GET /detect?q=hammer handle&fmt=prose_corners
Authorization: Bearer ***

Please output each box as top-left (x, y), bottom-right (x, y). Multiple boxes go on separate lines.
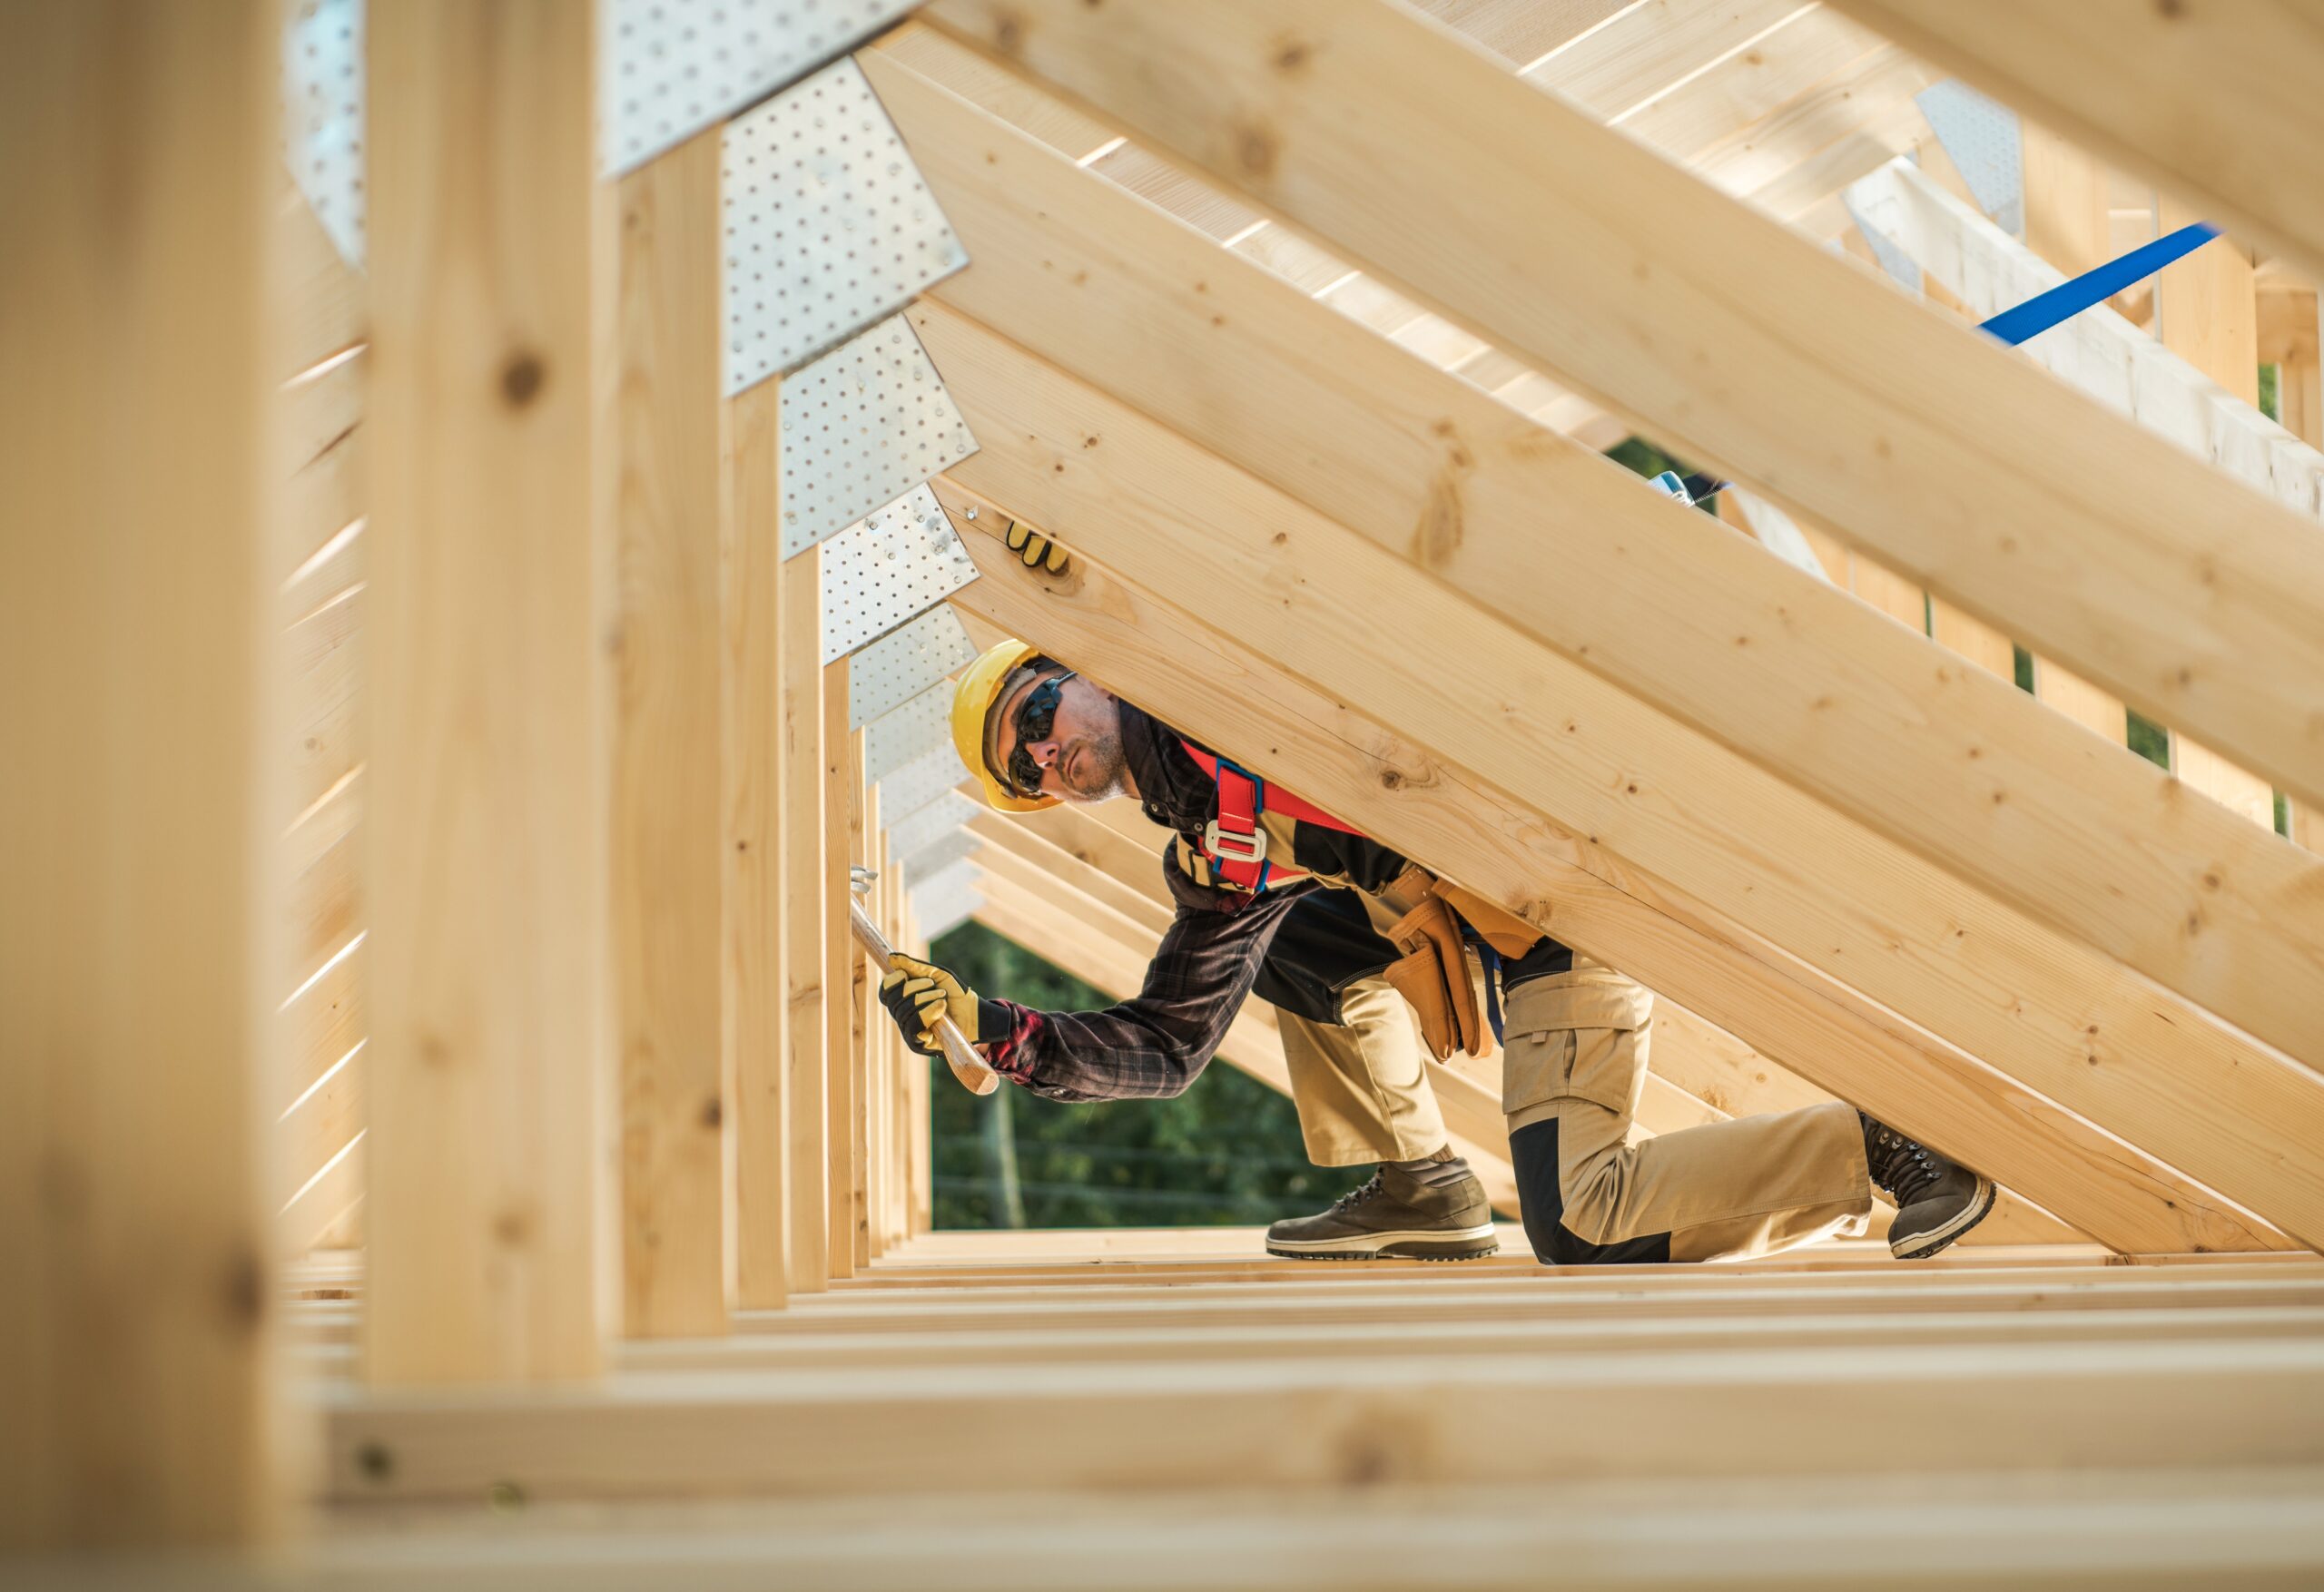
top-left (849, 901), bottom-right (1000, 1096)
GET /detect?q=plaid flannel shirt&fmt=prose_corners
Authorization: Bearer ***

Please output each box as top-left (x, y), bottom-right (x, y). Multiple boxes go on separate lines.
top-left (977, 705), bottom-right (1406, 1101)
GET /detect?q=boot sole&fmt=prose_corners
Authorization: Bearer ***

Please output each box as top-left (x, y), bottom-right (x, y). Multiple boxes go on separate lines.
top-left (1266, 1225), bottom-right (1500, 1262)
top-left (1890, 1175), bottom-right (1997, 1260)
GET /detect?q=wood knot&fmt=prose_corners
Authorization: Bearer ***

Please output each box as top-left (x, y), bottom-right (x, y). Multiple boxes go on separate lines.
top-left (499, 350), bottom-right (546, 408)
top-left (221, 1246), bottom-right (265, 1329)
top-left (701, 1096), bottom-right (724, 1129)
top-left (1236, 122), bottom-right (1279, 179)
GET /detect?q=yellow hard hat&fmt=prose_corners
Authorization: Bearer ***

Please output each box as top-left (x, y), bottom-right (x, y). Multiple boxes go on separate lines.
top-left (953, 639), bottom-right (1059, 813)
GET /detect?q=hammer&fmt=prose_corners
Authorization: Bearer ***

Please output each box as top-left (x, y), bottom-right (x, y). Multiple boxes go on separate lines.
top-left (849, 867), bottom-right (1000, 1096)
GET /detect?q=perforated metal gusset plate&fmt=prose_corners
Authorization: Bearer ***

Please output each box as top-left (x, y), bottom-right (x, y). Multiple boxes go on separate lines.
top-left (284, 0), bottom-right (365, 269)
top-left (912, 872), bottom-right (982, 942)
top-left (601, 0), bottom-right (923, 176)
top-left (781, 318), bottom-right (978, 552)
top-left (849, 605), bottom-right (977, 730)
top-left (1915, 81), bottom-right (2024, 236)
top-left (899, 825), bottom-right (980, 882)
top-left (864, 681), bottom-right (951, 783)
top-left (877, 737), bottom-right (972, 829)
top-left (720, 63), bottom-right (970, 391)
top-left (819, 485), bottom-right (980, 664)
top-left (884, 791), bottom-right (977, 861)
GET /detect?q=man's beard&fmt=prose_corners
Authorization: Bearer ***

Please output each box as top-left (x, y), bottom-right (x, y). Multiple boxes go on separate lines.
top-left (1060, 727), bottom-right (1130, 801)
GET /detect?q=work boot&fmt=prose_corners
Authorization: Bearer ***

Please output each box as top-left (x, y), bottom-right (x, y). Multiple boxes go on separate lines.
top-left (1265, 1163), bottom-right (1498, 1261)
top-left (1863, 1114), bottom-right (1995, 1260)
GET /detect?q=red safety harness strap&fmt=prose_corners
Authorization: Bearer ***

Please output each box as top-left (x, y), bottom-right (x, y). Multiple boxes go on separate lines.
top-left (1179, 741), bottom-right (1364, 892)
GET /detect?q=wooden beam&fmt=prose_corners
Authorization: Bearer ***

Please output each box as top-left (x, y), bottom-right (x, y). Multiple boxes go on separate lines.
top-left (859, 72), bottom-right (2317, 1241)
top-left (722, 378), bottom-right (787, 1311)
top-left (0, 0), bottom-right (279, 1544)
top-left (1524, 0), bottom-right (1811, 123)
top-left (929, 470), bottom-right (2282, 1256)
top-left (606, 131), bottom-right (730, 1340)
top-left (322, 1332), bottom-right (2324, 1501)
top-left (853, 773), bottom-right (881, 1270)
top-left (865, 55), bottom-right (2324, 1103)
top-left (822, 665), bottom-right (859, 1281)
top-left (272, 196), bottom-right (370, 1223)
top-left (869, 826), bottom-right (898, 1259)
top-left (2264, 278), bottom-right (2322, 449)
top-left (917, 0), bottom-right (2324, 814)
top-left (1825, 0), bottom-right (2324, 288)
top-left (780, 547), bottom-right (829, 1294)
top-left (1407, 0), bottom-right (1631, 68)
top-left (1611, 7), bottom-right (1887, 165)
top-left (365, 0), bottom-right (603, 1383)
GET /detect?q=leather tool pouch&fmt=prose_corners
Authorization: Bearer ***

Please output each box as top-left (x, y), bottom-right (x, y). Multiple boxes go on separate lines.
top-left (1427, 878), bottom-right (1544, 960)
top-left (1384, 895), bottom-right (1482, 1061)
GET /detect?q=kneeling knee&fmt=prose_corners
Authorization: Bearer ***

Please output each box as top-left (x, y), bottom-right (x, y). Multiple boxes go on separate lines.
top-left (1530, 1218), bottom-right (1604, 1266)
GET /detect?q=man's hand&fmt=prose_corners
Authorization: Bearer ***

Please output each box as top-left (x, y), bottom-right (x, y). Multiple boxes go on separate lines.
top-left (880, 954), bottom-right (984, 1056)
top-left (1006, 518), bottom-right (1069, 575)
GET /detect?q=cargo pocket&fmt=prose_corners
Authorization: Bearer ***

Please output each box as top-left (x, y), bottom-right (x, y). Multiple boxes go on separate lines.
top-left (1499, 974), bottom-right (1652, 1117)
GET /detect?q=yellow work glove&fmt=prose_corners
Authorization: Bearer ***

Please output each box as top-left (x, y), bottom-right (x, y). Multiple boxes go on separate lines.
top-left (1005, 518), bottom-right (1069, 575)
top-left (878, 954), bottom-right (985, 1057)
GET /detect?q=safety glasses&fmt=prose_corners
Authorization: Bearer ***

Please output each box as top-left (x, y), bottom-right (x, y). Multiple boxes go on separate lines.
top-left (1004, 671), bottom-right (1075, 797)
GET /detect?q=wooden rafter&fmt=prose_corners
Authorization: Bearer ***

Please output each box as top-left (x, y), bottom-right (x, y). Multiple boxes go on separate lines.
top-left (918, 0), bottom-right (2324, 816)
top-left (864, 52), bottom-right (2324, 1086)
top-left (1827, 0), bottom-right (2324, 288)
top-left (929, 463), bottom-right (2280, 1256)
top-left (863, 61), bottom-right (2322, 1250)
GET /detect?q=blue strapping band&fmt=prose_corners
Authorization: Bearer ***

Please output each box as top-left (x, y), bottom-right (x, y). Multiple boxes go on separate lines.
top-left (1687, 221), bottom-right (2220, 505)
top-left (1977, 222), bottom-right (2219, 347)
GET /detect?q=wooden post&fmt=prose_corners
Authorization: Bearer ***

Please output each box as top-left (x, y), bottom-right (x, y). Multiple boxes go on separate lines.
top-left (2260, 274), bottom-right (2322, 850)
top-left (2263, 279), bottom-right (2322, 449)
top-left (886, 843), bottom-right (914, 1252)
top-left (868, 828), bottom-right (897, 1260)
top-left (904, 890), bottom-right (935, 1237)
top-left (780, 548), bottom-right (830, 1292)
top-left (722, 378), bottom-right (787, 1312)
top-left (822, 664), bottom-right (859, 1279)
top-left (2153, 197), bottom-right (2279, 830)
top-left (365, 0), bottom-right (604, 1383)
top-left (364, 0), bottom-right (608, 1375)
top-left (274, 192), bottom-right (369, 1259)
top-left (606, 129), bottom-right (730, 1340)
top-left (0, 0), bottom-right (280, 1546)
top-left (853, 767), bottom-right (880, 1270)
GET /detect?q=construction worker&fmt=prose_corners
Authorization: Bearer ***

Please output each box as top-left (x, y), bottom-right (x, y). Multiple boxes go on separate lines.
top-left (881, 526), bottom-right (1997, 1263)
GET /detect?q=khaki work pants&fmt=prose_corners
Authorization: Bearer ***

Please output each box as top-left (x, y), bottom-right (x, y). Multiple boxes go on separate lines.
top-left (1502, 958), bottom-right (1871, 1263)
top-left (1275, 977), bottom-right (1448, 1166)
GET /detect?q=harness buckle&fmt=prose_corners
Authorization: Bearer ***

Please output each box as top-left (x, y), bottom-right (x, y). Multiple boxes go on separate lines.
top-left (1201, 820), bottom-right (1266, 866)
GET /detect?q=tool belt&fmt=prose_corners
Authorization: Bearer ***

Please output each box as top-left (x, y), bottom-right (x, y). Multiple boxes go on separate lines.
top-left (1381, 868), bottom-right (1546, 1062)
top-left (1171, 739), bottom-right (1547, 1056)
